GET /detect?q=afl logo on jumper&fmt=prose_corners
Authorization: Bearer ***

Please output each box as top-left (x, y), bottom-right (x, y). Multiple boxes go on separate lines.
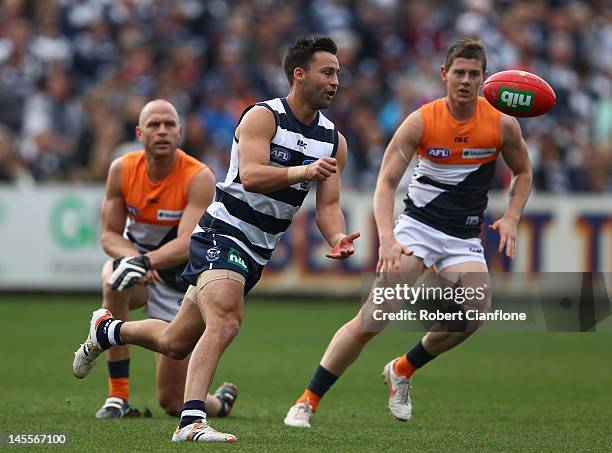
top-left (427, 147), bottom-right (450, 158)
top-left (271, 146), bottom-right (291, 163)
top-left (126, 204), bottom-right (140, 217)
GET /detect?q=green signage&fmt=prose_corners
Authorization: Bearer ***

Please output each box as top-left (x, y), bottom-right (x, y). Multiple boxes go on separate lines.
top-left (50, 196), bottom-right (96, 250)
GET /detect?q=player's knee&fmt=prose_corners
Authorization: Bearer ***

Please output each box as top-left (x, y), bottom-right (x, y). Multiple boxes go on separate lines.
top-left (346, 319), bottom-right (378, 344)
top-left (209, 313), bottom-right (241, 343)
top-left (463, 287), bottom-right (491, 332)
top-left (158, 393), bottom-right (182, 416)
top-left (350, 312), bottom-right (385, 341)
top-left (463, 313), bottom-right (486, 333)
top-left (220, 316), bottom-right (241, 341)
top-left (161, 336), bottom-right (191, 360)
top-left (166, 345), bottom-right (190, 360)
top-left (101, 280), bottom-right (115, 302)
top-left (101, 278), bottom-right (128, 309)
top-left (357, 330), bottom-right (379, 344)
top-left (101, 260), bottom-right (114, 279)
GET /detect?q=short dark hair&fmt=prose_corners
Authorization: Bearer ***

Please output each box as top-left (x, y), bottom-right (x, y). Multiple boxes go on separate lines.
top-left (283, 36), bottom-right (338, 86)
top-left (444, 38), bottom-right (487, 73)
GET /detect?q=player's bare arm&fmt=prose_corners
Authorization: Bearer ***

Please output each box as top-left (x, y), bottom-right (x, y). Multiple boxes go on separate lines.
top-left (373, 111), bottom-right (422, 272)
top-left (314, 133), bottom-right (360, 259)
top-left (238, 106), bottom-right (337, 193)
top-left (144, 167), bottom-right (215, 269)
top-left (489, 114), bottom-right (533, 259)
top-left (101, 158), bottom-right (141, 259)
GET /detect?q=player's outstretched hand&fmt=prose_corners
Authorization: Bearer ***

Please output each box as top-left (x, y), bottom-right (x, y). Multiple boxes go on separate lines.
top-left (489, 216), bottom-right (518, 259)
top-left (305, 157), bottom-right (337, 181)
top-left (376, 239), bottom-right (413, 273)
top-left (326, 231), bottom-right (360, 259)
top-left (108, 255), bottom-right (151, 291)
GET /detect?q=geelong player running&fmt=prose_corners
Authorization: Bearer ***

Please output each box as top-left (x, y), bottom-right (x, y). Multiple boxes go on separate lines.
top-left (73, 37), bottom-right (359, 443)
top-left (73, 100), bottom-right (237, 419)
top-left (284, 38), bottom-right (533, 427)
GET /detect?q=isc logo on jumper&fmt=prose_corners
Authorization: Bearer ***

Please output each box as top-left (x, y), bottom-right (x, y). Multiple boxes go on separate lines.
top-left (465, 216), bottom-right (480, 226)
top-left (498, 87), bottom-right (534, 111)
top-left (427, 147), bottom-right (450, 158)
top-left (270, 146), bottom-right (291, 163)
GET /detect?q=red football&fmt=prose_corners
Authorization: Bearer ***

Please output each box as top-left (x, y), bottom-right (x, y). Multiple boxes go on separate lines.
top-left (483, 70), bottom-right (556, 117)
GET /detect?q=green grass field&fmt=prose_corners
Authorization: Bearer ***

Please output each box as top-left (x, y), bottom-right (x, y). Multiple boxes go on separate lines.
top-left (1, 295), bottom-right (611, 452)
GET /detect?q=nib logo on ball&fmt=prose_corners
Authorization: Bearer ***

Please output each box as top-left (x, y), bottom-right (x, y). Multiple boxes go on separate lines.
top-left (498, 87), bottom-right (534, 112)
top-left (483, 69), bottom-right (555, 117)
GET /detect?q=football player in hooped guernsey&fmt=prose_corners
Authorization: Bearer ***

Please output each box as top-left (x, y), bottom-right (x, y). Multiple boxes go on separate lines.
top-left (73, 37), bottom-right (359, 442)
top-left (72, 100), bottom-right (238, 420)
top-left (285, 38), bottom-right (533, 427)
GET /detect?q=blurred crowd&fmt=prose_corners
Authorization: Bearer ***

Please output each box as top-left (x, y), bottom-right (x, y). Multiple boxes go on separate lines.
top-left (0, 0), bottom-right (609, 193)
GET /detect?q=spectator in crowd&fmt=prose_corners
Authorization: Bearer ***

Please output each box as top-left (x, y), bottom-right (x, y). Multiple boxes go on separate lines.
top-left (0, 16), bottom-right (38, 132)
top-left (0, 124), bottom-right (34, 186)
top-left (20, 69), bottom-right (85, 181)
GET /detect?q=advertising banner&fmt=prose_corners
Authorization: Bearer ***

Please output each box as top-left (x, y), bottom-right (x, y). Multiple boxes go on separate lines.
top-left (0, 187), bottom-right (105, 289)
top-left (0, 187), bottom-right (610, 293)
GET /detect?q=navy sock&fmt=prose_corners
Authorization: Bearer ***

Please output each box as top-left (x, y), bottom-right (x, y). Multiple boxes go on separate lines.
top-left (96, 319), bottom-right (125, 350)
top-left (306, 365), bottom-right (339, 398)
top-left (108, 358), bottom-right (130, 378)
top-left (179, 400), bottom-right (206, 428)
top-left (115, 321), bottom-right (125, 345)
top-left (406, 340), bottom-right (435, 369)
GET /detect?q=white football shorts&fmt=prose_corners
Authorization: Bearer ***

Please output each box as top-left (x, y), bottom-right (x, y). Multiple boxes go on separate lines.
top-left (144, 280), bottom-right (185, 322)
top-left (393, 214), bottom-right (488, 272)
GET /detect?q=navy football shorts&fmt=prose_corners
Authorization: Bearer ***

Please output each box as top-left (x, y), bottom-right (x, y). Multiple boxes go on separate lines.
top-left (182, 230), bottom-right (264, 295)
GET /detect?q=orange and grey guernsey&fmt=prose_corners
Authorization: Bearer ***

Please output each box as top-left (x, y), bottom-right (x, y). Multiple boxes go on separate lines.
top-left (404, 97), bottom-right (502, 239)
top-left (121, 149), bottom-right (205, 290)
top-left (196, 97), bottom-right (338, 264)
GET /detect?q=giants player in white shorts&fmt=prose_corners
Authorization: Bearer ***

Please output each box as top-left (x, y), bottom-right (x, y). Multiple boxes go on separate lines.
top-left (285, 38), bottom-right (533, 427)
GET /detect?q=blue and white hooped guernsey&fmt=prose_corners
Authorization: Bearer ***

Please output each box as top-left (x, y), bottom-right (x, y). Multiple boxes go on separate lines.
top-left (195, 97), bottom-right (338, 264)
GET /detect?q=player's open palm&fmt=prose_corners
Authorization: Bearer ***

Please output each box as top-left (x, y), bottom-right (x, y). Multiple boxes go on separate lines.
top-left (489, 216), bottom-right (518, 259)
top-left (376, 239), bottom-right (413, 273)
top-left (326, 231), bottom-right (360, 259)
top-left (305, 157), bottom-right (337, 181)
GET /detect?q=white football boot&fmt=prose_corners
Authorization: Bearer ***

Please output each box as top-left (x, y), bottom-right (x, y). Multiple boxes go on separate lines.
top-left (172, 420), bottom-right (237, 443)
top-left (382, 358), bottom-right (412, 421)
top-left (284, 398), bottom-right (314, 428)
top-left (72, 309), bottom-right (113, 378)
